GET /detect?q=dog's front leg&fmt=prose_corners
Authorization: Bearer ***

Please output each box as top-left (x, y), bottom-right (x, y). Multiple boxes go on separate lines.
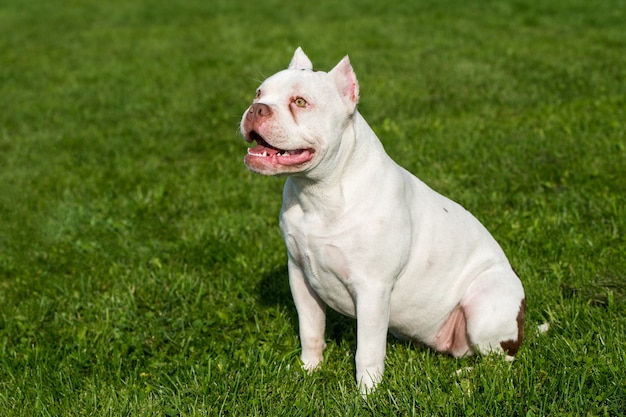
top-left (288, 258), bottom-right (326, 371)
top-left (355, 285), bottom-right (391, 395)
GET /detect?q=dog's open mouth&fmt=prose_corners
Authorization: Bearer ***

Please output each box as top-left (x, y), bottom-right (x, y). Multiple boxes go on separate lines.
top-left (245, 131), bottom-right (314, 168)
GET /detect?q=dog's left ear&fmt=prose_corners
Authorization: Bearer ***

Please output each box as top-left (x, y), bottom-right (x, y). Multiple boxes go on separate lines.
top-left (329, 56), bottom-right (360, 113)
top-left (289, 47), bottom-right (313, 70)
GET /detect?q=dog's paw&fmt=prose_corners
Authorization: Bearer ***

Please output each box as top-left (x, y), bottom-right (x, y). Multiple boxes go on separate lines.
top-left (454, 366), bottom-right (474, 376)
top-left (357, 368), bottom-right (383, 397)
top-left (300, 357), bottom-right (323, 374)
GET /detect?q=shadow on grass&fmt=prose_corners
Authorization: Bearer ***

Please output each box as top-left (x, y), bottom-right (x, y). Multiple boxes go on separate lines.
top-left (256, 265), bottom-right (358, 346)
top-left (256, 265), bottom-right (423, 350)
top-left (560, 272), bottom-right (626, 308)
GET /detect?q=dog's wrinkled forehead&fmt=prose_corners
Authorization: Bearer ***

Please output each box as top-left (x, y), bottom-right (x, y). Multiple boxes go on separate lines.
top-left (258, 69), bottom-right (337, 101)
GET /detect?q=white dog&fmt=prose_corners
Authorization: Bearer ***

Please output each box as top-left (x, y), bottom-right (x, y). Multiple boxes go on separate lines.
top-left (240, 48), bottom-right (526, 394)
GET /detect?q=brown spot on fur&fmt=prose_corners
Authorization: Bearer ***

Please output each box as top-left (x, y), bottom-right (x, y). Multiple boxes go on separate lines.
top-left (500, 298), bottom-right (526, 355)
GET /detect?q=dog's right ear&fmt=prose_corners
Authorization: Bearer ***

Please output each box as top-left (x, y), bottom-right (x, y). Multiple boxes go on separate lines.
top-left (288, 47), bottom-right (313, 70)
top-left (329, 55), bottom-right (360, 113)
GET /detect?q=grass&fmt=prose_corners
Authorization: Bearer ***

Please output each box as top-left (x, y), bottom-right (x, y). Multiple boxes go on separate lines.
top-left (1, 0), bottom-right (625, 415)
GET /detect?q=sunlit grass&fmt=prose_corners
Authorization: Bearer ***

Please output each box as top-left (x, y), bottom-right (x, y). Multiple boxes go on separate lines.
top-left (0, 0), bottom-right (624, 415)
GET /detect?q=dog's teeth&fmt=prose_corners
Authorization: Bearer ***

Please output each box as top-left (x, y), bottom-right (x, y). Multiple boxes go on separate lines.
top-left (283, 151), bottom-right (290, 156)
top-left (262, 151), bottom-right (268, 157)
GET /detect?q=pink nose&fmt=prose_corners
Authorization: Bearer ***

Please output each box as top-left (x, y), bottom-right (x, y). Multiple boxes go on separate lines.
top-left (246, 103), bottom-right (272, 124)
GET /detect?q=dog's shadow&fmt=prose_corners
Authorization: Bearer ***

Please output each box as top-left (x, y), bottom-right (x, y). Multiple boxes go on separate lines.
top-left (257, 265), bottom-right (417, 350)
top-left (256, 265), bottom-right (358, 346)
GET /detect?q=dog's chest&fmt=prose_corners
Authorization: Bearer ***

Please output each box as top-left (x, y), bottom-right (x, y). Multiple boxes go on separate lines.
top-left (282, 214), bottom-right (357, 317)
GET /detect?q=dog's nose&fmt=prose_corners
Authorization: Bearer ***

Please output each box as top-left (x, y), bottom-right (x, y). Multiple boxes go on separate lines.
top-left (247, 103), bottom-right (272, 123)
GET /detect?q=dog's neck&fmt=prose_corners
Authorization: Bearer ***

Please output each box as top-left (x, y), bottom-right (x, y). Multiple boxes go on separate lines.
top-left (283, 112), bottom-right (392, 218)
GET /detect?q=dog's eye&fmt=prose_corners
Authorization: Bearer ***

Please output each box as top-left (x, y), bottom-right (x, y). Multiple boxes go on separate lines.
top-left (294, 97), bottom-right (307, 107)
top-left (255, 89), bottom-right (261, 100)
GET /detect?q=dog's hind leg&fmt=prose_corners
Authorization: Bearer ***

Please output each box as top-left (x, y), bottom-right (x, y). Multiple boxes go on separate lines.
top-left (433, 303), bottom-right (472, 357)
top-left (461, 269), bottom-right (526, 359)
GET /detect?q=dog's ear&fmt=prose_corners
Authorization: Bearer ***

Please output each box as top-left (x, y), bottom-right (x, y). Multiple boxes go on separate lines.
top-left (289, 47), bottom-right (313, 70)
top-left (329, 55), bottom-right (360, 113)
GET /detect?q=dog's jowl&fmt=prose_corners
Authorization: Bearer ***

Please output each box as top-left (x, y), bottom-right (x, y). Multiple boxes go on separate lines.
top-left (240, 48), bottom-right (526, 394)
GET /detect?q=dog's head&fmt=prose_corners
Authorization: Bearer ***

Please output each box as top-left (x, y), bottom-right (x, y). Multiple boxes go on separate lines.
top-left (240, 47), bottom-right (360, 176)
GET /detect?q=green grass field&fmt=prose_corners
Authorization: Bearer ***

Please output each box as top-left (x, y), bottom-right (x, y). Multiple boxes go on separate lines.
top-left (1, 0), bottom-right (625, 415)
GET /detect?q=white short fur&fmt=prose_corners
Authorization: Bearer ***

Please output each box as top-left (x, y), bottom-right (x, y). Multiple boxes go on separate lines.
top-left (240, 48), bottom-right (526, 394)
